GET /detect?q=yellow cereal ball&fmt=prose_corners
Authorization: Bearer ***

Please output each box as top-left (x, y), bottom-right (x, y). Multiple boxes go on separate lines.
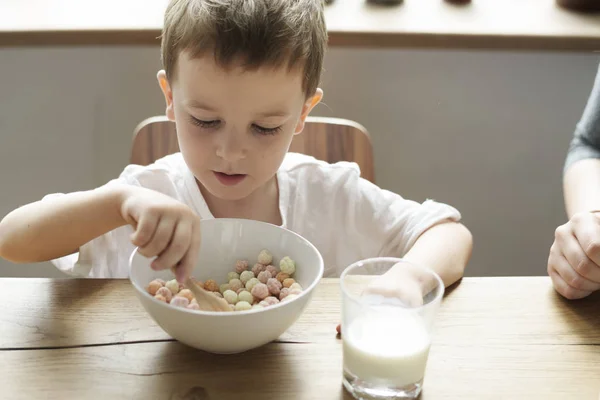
top-left (257, 249), bottom-right (273, 265)
top-left (204, 279), bottom-right (219, 292)
top-left (227, 272), bottom-right (240, 282)
top-left (220, 283), bottom-right (231, 294)
top-left (276, 272), bottom-right (290, 283)
top-left (238, 290), bottom-right (254, 304)
top-left (239, 271), bottom-right (255, 285)
top-left (283, 278), bottom-right (296, 288)
top-left (289, 282), bottom-right (303, 291)
top-left (223, 290), bottom-right (238, 305)
top-left (177, 289), bottom-right (195, 302)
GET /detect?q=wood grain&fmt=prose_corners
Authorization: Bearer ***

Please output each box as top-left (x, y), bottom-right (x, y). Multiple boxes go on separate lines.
top-left (0, 340), bottom-right (597, 399)
top-left (1, 0), bottom-right (600, 50)
top-left (131, 116), bottom-right (376, 183)
top-left (1, 277), bottom-right (599, 349)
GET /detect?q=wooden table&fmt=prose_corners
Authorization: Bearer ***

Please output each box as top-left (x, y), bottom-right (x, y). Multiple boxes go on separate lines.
top-left (0, 277), bottom-right (598, 399)
top-left (1, 0), bottom-right (600, 51)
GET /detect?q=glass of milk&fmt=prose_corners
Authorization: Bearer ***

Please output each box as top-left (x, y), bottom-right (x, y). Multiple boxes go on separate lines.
top-left (340, 257), bottom-right (444, 399)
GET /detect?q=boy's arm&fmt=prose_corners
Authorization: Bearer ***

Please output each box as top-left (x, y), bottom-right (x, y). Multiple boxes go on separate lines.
top-left (0, 184), bottom-right (129, 263)
top-left (563, 159), bottom-right (600, 217)
top-left (399, 221), bottom-right (473, 288)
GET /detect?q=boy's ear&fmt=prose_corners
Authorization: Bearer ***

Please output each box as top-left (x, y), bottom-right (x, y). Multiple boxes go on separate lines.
top-left (157, 70), bottom-right (175, 121)
top-left (294, 88), bottom-right (323, 135)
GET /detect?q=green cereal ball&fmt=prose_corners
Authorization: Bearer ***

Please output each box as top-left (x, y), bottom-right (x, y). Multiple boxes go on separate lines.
top-left (240, 270), bottom-right (255, 285)
top-left (238, 290), bottom-right (254, 304)
top-left (220, 283), bottom-right (231, 294)
top-left (245, 277), bottom-right (260, 292)
top-left (227, 271), bottom-right (240, 282)
top-left (235, 301), bottom-right (252, 311)
top-left (223, 290), bottom-right (238, 305)
top-left (279, 256), bottom-right (296, 275)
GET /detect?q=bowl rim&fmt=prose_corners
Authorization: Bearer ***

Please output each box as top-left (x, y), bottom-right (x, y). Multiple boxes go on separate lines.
top-left (128, 218), bottom-right (325, 316)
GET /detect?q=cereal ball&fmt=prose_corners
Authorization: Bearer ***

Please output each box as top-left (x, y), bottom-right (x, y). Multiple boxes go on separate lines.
top-left (265, 265), bottom-right (278, 278)
top-left (229, 304), bottom-right (236, 311)
top-left (213, 292), bottom-right (224, 298)
top-left (187, 303), bottom-right (200, 311)
top-left (280, 256), bottom-right (296, 275)
top-left (220, 283), bottom-right (231, 294)
top-left (177, 289), bottom-right (195, 302)
top-left (251, 283), bottom-right (269, 300)
top-left (156, 279), bottom-right (166, 286)
top-left (276, 272), bottom-right (290, 283)
top-left (223, 290), bottom-right (238, 305)
top-left (191, 298), bottom-right (198, 306)
top-left (239, 271), bottom-right (255, 285)
top-left (227, 272), bottom-right (240, 282)
top-left (235, 260), bottom-right (249, 274)
top-left (257, 270), bottom-right (271, 284)
top-left (289, 288), bottom-right (302, 296)
top-left (147, 280), bottom-right (163, 295)
top-left (257, 249), bottom-right (273, 265)
top-left (154, 294), bottom-right (167, 303)
top-left (235, 301), bottom-right (252, 311)
top-left (289, 282), bottom-right (303, 291)
top-left (281, 294), bottom-right (298, 302)
top-left (279, 287), bottom-right (290, 300)
top-left (245, 277), bottom-right (260, 292)
top-left (283, 278), bottom-right (296, 288)
top-left (204, 279), bottom-right (219, 292)
top-left (259, 296), bottom-right (280, 308)
top-left (252, 263), bottom-right (266, 276)
top-left (252, 304), bottom-right (264, 310)
top-left (236, 288), bottom-right (246, 295)
top-left (238, 290), bottom-right (254, 304)
top-left (156, 286), bottom-right (173, 303)
top-left (229, 278), bottom-right (243, 292)
top-left (267, 278), bottom-right (282, 297)
top-left (165, 279), bottom-right (180, 295)
top-left (171, 296), bottom-right (190, 308)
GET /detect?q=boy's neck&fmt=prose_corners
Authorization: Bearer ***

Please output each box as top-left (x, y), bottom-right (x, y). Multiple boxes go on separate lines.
top-left (198, 176), bottom-right (282, 226)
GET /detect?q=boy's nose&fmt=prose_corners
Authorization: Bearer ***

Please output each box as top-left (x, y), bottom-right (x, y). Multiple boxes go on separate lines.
top-left (215, 131), bottom-right (246, 162)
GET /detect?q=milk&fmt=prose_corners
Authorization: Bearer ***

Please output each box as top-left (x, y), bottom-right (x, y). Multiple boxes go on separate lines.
top-left (343, 312), bottom-right (431, 387)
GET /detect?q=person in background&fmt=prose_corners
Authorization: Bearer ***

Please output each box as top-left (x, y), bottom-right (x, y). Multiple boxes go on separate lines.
top-left (549, 63), bottom-right (600, 299)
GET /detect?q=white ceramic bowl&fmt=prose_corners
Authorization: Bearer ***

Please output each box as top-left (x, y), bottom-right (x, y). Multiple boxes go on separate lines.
top-left (129, 218), bottom-right (324, 354)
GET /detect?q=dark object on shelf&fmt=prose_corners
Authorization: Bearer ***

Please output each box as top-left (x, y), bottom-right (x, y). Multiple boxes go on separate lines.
top-left (557, 0), bottom-right (600, 12)
top-left (366, 0), bottom-right (403, 5)
top-left (444, 0), bottom-right (471, 4)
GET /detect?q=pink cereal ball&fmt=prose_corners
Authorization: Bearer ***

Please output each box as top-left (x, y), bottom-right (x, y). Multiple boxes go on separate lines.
top-left (187, 303), bottom-right (200, 311)
top-left (251, 283), bottom-right (269, 300)
top-left (260, 296), bottom-right (280, 307)
top-left (267, 278), bottom-right (282, 297)
top-left (235, 260), bottom-right (249, 274)
top-left (229, 279), bottom-right (243, 292)
top-left (156, 286), bottom-right (173, 302)
top-left (252, 263), bottom-right (266, 276)
top-left (177, 289), bottom-right (195, 302)
top-left (257, 270), bottom-right (271, 284)
top-left (154, 294), bottom-right (167, 303)
top-left (279, 287), bottom-right (290, 301)
top-left (170, 296), bottom-right (189, 308)
top-left (265, 265), bottom-right (278, 278)
top-left (147, 280), bottom-right (163, 295)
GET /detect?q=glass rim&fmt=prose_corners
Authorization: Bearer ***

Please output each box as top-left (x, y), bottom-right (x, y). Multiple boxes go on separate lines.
top-left (339, 257), bottom-right (445, 311)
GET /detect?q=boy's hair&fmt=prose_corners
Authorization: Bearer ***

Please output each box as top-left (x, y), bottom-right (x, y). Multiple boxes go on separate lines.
top-left (161, 0), bottom-right (327, 98)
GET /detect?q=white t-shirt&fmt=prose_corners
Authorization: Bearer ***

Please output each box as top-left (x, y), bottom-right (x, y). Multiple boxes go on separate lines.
top-left (47, 152), bottom-right (461, 278)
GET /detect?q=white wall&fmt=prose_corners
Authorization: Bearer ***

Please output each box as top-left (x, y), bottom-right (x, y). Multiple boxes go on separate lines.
top-left (0, 46), bottom-right (598, 278)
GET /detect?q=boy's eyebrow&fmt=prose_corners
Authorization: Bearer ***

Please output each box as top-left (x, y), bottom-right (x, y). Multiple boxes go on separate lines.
top-left (186, 99), bottom-right (290, 118)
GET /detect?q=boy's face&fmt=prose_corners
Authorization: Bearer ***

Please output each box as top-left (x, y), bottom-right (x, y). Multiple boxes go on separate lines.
top-left (158, 52), bottom-right (322, 202)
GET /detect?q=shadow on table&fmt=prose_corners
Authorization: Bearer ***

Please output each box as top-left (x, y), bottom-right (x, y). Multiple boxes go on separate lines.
top-left (550, 287), bottom-right (600, 344)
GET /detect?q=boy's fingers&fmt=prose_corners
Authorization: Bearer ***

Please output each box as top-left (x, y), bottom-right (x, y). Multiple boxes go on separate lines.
top-left (131, 213), bottom-right (159, 249)
top-left (140, 217), bottom-right (175, 259)
top-left (549, 267), bottom-right (592, 300)
top-left (175, 222), bottom-right (200, 283)
top-left (152, 219), bottom-right (192, 271)
top-left (552, 250), bottom-right (600, 292)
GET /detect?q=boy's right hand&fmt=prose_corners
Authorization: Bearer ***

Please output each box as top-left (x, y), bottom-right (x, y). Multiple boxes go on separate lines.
top-left (548, 211), bottom-right (600, 300)
top-left (120, 186), bottom-right (201, 283)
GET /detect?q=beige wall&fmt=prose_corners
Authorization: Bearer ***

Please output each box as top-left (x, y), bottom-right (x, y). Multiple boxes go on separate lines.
top-left (0, 46), bottom-right (598, 278)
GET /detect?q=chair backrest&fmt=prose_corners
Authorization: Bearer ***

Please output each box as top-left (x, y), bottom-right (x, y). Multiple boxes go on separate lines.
top-left (131, 116), bottom-right (375, 183)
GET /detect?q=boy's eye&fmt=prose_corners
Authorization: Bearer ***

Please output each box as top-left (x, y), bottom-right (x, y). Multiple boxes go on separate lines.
top-left (189, 116), bottom-right (220, 129)
top-left (252, 124), bottom-right (282, 136)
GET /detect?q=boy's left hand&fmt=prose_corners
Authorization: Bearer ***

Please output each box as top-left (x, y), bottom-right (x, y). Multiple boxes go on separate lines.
top-left (336, 263), bottom-right (427, 335)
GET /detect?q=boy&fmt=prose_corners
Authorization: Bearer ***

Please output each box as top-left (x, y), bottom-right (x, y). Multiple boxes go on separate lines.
top-left (0, 0), bottom-right (472, 297)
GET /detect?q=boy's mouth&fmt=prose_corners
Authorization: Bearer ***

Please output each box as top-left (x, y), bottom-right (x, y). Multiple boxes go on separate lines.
top-left (213, 171), bottom-right (247, 186)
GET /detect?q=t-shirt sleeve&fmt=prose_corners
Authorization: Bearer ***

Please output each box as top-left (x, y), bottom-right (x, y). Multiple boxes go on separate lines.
top-left (44, 179), bottom-right (137, 279)
top-left (341, 165), bottom-right (462, 260)
top-left (564, 63), bottom-right (600, 173)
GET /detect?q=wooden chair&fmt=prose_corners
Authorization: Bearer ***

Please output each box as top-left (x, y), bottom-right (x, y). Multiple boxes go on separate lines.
top-left (131, 116), bottom-right (375, 183)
